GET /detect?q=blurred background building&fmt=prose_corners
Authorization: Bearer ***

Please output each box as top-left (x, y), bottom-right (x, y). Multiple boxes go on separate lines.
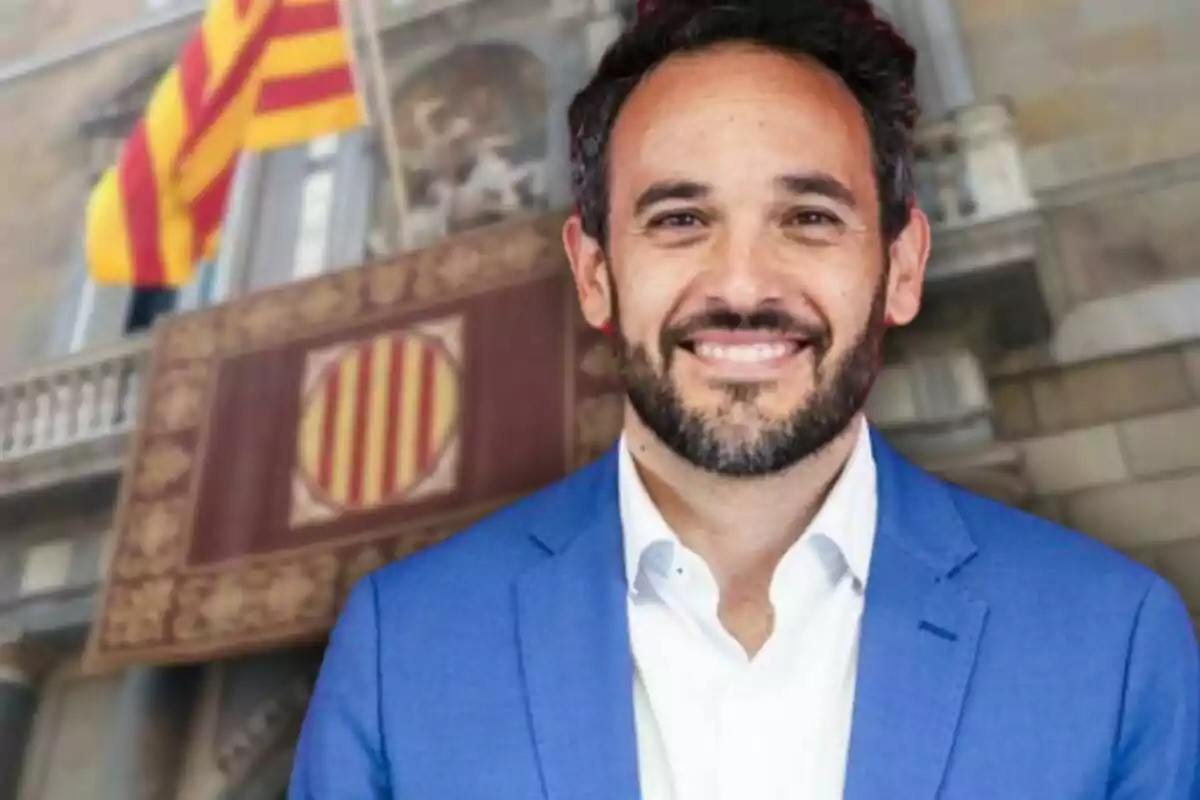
top-left (0, 0), bottom-right (1197, 797)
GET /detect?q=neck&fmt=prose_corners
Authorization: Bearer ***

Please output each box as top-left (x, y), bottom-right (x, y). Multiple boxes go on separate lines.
top-left (624, 411), bottom-right (863, 596)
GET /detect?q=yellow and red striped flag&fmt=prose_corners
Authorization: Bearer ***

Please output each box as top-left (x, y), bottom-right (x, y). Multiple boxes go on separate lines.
top-left (86, 0), bottom-right (364, 287)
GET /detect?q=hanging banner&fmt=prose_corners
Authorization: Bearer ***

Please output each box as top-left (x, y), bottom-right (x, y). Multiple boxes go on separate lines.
top-left (84, 213), bottom-right (623, 671)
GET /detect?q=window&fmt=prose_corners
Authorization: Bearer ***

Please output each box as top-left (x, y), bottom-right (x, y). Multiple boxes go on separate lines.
top-left (20, 541), bottom-right (73, 596)
top-left (293, 137), bottom-right (340, 280)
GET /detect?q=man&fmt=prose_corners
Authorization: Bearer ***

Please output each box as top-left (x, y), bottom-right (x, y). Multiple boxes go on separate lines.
top-left (290, 1), bottom-right (1200, 797)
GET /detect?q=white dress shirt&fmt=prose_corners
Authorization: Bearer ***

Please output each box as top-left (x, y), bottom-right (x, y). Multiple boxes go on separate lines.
top-left (619, 419), bottom-right (878, 800)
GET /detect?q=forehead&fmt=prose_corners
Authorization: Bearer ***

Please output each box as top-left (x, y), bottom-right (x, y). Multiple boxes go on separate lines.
top-left (608, 44), bottom-right (876, 202)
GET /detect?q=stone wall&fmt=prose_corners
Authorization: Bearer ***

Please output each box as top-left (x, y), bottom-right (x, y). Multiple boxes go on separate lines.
top-left (956, 0), bottom-right (1200, 189)
top-left (991, 342), bottom-right (1200, 629)
top-left (0, 0), bottom-right (171, 66)
top-left (964, 0), bottom-right (1200, 630)
top-left (1040, 163), bottom-right (1200, 309)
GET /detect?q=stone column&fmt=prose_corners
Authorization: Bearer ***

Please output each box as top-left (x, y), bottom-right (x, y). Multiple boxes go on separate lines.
top-left (911, 0), bottom-right (976, 112)
top-left (868, 348), bottom-right (1032, 507)
top-left (582, 0), bottom-right (624, 69)
top-left (101, 665), bottom-right (199, 800)
top-left (0, 637), bottom-right (51, 800)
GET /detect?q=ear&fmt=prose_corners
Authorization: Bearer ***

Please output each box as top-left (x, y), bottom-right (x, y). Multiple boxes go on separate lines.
top-left (884, 204), bottom-right (930, 327)
top-left (563, 214), bottom-right (614, 330)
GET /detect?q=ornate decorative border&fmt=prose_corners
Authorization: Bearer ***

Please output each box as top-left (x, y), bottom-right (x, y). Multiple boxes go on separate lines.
top-left (84, 213), bottom-right (624, 672)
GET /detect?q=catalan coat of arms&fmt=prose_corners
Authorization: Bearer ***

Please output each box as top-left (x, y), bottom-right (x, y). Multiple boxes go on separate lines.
top-left (292, 316), bottom-right (463, 526)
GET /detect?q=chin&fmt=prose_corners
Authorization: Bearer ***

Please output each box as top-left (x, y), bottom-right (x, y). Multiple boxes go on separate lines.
top-left (703, 424), bottom-right (779, 454)
top-left (679, 402), bottom-right (790, 444)
top-left (686, 384), bottom-right (817, 418)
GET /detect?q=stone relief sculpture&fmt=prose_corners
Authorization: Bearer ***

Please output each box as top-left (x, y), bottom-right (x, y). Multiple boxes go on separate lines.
top-left (373, 42), bottom-right (550, 252)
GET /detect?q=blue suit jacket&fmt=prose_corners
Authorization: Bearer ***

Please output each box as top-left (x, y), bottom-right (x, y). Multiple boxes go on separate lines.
top-left (291, 433), bottom-right (1200, 799)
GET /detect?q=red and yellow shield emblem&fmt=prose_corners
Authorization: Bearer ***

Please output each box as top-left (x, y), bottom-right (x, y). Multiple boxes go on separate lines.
top-left (295, 322), bottom-right (462, 518)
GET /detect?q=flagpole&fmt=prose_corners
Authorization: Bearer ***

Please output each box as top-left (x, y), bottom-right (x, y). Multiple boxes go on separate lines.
top-left (336, 0), bottom-right (373, 129)
top-left (347, 0), bottom-right (413, 253)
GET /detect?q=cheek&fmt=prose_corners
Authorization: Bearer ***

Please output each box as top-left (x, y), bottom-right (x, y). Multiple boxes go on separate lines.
top-left (810, 257), bottom-right (883, 336)
top-left (611, 266), bottom-right (691, 344)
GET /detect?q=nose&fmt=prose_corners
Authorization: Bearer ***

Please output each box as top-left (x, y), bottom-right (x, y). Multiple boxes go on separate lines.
top-left (702, 227), bottom-right (786, 311)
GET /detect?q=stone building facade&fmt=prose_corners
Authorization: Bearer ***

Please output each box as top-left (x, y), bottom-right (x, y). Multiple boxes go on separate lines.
top-left (0, 0), bottom-right (1197, 797)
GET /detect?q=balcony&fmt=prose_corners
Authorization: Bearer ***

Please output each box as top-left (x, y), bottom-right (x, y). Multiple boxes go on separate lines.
top-left (911, 100), bottom-right (1051, 353)
top-left (916, 101), bottom-right (1042, 278)
top-left (0, 337), bottom-right (148, 498)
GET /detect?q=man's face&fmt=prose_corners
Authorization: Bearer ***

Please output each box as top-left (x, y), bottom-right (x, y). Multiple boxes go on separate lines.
top-left (566, 45), bottom-right (928, 476)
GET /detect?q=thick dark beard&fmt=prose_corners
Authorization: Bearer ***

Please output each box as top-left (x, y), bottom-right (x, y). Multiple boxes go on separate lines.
top-left (616, 280), bottom-right (888, 477)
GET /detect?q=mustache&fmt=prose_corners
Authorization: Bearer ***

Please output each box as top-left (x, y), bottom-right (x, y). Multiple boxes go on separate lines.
top-left (660, 309), bottom-right (831, 352)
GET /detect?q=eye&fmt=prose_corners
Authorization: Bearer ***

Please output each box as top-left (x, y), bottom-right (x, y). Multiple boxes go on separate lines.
top-left (647, 210), bottom-right (705, 229)
top-left (785, 208), bottom-right (842, 227)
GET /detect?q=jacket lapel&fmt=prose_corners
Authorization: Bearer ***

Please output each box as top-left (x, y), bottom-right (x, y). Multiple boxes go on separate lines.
top-left (516, 448), bottom-right (641, 800)
top-left (844, 433), bottom-right (989, 800)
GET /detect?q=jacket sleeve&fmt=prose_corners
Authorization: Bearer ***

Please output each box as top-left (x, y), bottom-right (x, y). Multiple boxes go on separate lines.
top-left (289, 574), bottom-right (391, 799)
top-left (1108, 577), bottom-right (1200, 799)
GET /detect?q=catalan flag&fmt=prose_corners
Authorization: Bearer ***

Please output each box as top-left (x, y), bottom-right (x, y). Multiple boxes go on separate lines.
top-left (86, 0), bottom-right (364, 287)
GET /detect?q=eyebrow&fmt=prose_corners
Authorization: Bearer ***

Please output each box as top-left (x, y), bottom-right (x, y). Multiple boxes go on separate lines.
top-left (777, 172), bottom-right (859, 210)
top-left (633, 180), bottom-right (712, 217)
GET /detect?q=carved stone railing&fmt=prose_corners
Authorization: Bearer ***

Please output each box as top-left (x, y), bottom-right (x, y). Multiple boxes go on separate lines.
top-left (914, 101), bottom-right (1047, 349)
top-left (0, 337), bottom-right (149, 496)
top-left (916, 100), bottom-right (1037, 229)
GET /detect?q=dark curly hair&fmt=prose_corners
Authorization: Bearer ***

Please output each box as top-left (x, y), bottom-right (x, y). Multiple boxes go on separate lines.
top-left (567, 0), bottom-right (919, 246)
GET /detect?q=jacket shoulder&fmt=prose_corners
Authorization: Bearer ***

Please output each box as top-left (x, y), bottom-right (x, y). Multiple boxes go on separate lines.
top-left (947, 481), bottom-right (1163, 604)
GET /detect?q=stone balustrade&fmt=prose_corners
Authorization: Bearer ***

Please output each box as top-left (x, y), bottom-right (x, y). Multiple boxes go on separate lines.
top-left (915, 100), bottom-right (1037, 229)
top-left (0, 337), bottom-right (148, 496)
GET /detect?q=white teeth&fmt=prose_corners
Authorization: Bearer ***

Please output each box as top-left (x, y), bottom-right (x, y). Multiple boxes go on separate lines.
top-left (694, 342), bottom-right (791, 363)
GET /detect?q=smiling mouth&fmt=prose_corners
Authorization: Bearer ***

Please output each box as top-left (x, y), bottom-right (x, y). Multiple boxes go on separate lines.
top-left (679, 332), bottom-right (810, 372)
